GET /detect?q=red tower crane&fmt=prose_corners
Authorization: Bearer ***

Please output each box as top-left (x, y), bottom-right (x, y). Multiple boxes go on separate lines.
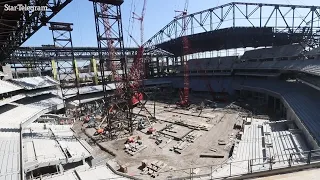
top-left (175, 0), bottom-right (190, 108)
top-left (129, 0), bottom-right (147, 106)
top-left (129, 0), bottom-right (155, 133)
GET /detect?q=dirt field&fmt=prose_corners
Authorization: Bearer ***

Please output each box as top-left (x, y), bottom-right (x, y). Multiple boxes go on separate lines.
top-left (72, 100), bottom-right (242, 179)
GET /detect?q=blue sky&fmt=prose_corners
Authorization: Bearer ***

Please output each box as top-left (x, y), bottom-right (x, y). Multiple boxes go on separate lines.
top-left (23, 0), bottom-right (320, 47)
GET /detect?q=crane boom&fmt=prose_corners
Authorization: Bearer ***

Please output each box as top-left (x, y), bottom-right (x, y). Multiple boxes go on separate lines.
top-left (132, 0), bottom-right (147, 46)
top-left (129, 0), bottom-right (148, 106)
top-left (184, 0), bottom-right (189, 12)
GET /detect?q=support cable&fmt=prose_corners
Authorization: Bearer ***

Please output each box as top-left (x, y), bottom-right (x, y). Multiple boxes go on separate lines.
top-left (76, 0), bottom-right (84, 46)
top-left (128, 0), bottom-right (137, 47)
top-left (126, 0), bottom-right (135, 46)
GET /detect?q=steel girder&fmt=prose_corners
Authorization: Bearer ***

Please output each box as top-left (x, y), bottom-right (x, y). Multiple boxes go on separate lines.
top-left (8, 46), bottom-right (173, 77)
top-left (0, 0), bottom-right (73, 61)
top-left (143, 2), bottom-right (320, 53)
top-left (8, 47), bottom-right (139, 62)
top-left (10, 47), bottom-right (52, 78)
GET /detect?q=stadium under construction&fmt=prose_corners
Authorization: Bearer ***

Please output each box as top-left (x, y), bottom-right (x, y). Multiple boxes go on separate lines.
top-left (1, 0), bottom-right (320, 180)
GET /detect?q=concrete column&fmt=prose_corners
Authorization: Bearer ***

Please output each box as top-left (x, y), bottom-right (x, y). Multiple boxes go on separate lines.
top-left (73, 59), bottom-right (79, 84)
top-left (166, 57), bottom-right (170, 73)
top-left (51, 59), bottom-right (57, 80)
top-left (39, 62), bottom-right (43, 76)
top-left (174, 57), bottom-right (178, 66)
top-left (90, 57), bottom-right (98, 85)
top-left (59, 164), bottom-right (64, 173)
top-left (156, 56), bottom-right (160, 76)
top-left (27, 63), bottom-right (31, 77)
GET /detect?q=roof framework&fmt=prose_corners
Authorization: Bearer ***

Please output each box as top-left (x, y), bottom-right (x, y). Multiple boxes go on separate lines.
top-left (8, 47), bottom-right (139, 62)
top-left (143, 2), bottom-right (320, 55)
top-left (0, 0), bottom-right (73, 61)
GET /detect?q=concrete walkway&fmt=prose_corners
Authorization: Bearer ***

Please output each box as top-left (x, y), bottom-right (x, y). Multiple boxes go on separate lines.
top-left (253, 168), bottom-right (320, 180)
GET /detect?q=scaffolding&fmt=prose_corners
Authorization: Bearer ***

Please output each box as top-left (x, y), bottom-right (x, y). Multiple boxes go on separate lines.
top-left (49, 22), bottom-right (81, 117)
top-left (90, 0), bottom-right (134, 139)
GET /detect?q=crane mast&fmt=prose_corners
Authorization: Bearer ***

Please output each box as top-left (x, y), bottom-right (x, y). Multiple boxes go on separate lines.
top-left (175, 0), bottom-right (190, 108)
top-left (91, 0), bottom-right (152, 138)
top-left (90, 0), bottom-right (134, 138)
top-left (101, 4), bottom-right (125, 97)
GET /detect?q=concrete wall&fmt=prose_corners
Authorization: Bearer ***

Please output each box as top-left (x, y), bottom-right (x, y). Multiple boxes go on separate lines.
top-left (233, 85), bottom-right (319, 149)
top-left (285, 104), bottom-right (319, 149)
top-left (161, 76), bottom-right (235, 94)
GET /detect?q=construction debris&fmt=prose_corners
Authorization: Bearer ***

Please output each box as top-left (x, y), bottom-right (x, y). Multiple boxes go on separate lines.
top-left (183, 131), bottom-right (202, 143)
top-left (159, 138), bottom-right (172, 149)
top-left (119, 163), bottom-right (129, 173)
top-left (74, 98), bottom-right (242, 179)
top-left (140, 160), bottom-right (167, 178)
top-left (124, 142), bottom-right (147, 156)
top-left (175, 120), bottom-right (209, 131)
top-left (172, 141), bottom-right (190, 154)
top-left (191, 168), bottom-right (201, 174)
top-left (200, 153), bottom-right (224, 158)
top-left (218, 139), bottom-right (227, 145)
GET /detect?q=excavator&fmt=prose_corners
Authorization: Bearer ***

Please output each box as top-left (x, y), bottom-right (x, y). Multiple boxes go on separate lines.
top-left (137, 110), bottom-right (156, 134)
top-left (145, 115), bottom-right (156, 134)
top-left (93, 116), bottom-right (107, 136)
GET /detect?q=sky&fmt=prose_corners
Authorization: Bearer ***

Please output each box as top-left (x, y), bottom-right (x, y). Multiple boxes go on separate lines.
top-left (23, 0), bottom-right (320, 48)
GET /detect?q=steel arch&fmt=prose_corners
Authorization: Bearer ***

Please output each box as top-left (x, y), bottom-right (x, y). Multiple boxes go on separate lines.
top-left (143, 2), bottom-right (320, 52)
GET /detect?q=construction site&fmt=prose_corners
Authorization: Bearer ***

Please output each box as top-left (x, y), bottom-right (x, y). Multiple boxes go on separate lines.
top-left (1, 0), bottom-right (320, 180)
top-left (77, 96), bottom-right (243, 178)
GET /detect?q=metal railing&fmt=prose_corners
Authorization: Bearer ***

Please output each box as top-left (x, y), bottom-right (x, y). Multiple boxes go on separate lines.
top-left (25, 149), bottom-right (320, 180)
top-left (156, 149), bottom-right (320, 179)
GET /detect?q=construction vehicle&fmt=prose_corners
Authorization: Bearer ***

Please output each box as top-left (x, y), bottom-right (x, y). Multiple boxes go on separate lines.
top-left (93, 128), bottom-right (106, 136)
top-left (93, 109), bottom-right (109, 136)
top-left (137, 115), bottom-right (156, 134)
top-left (144, 114), bottom-right (156, 134)
top-left (125, 135), bottom-right (142, 144)
top-left (137, 116), bottom-right (156, 134)
top-left (147, 127), bottom-right (156, 134)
